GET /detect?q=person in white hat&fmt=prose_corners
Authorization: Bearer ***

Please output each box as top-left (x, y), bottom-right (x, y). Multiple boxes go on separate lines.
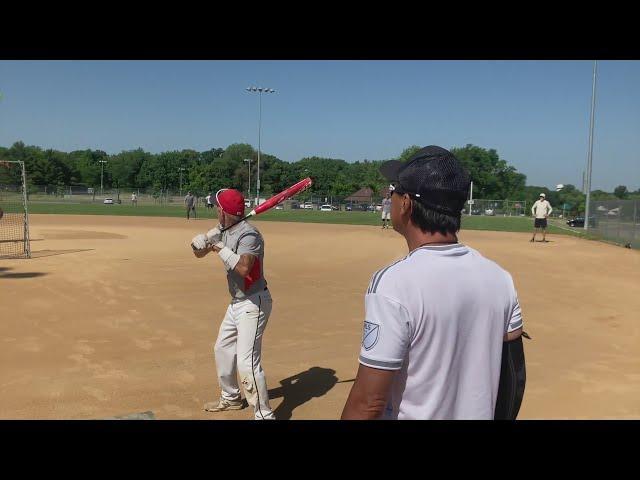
top-left (530, 193), bottom-right (553, 242)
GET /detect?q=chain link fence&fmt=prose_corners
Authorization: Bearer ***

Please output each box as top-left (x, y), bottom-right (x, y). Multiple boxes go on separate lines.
top-left (285, 192), bottom-right (388, 211)
top-left (22, 186), bottom-right (537, 218)
top-left (465, 199), bottom-right (528, 217)
top-left (25, 185), bottom-right (200, 207)
top-left (588, 199), bottom-right (639, 248)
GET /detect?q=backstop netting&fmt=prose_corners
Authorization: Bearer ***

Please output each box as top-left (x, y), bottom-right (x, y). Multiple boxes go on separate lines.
top-left (0, 161), bottom-right (31, 259)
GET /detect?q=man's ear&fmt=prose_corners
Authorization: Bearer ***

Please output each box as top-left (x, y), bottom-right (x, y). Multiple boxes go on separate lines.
top-left (402, 194), bottom-right (411, 213)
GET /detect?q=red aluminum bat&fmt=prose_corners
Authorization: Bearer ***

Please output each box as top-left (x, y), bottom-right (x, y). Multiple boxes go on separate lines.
top-left (191, 177), bottom-right (313, 251)
top-left (221, 177), bottom-right (313, 232)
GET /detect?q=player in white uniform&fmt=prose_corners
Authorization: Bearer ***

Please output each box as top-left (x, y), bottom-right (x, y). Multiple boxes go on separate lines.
top-left (381, 193), bottom-right (392, 229)
top-left (530, 193), bottom-right (553, 242)
top-left (191, 188), bottom-right (276, 420)
top-left (341, 146), bottom-right (526, 420)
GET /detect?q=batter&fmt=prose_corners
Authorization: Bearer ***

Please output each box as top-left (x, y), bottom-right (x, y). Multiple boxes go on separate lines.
top-left (191, 188), bottom-right (275, 420)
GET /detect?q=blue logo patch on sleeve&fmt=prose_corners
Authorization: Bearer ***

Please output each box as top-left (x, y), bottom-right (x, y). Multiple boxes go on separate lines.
top-left (362, 321), bottom-right (380, 350)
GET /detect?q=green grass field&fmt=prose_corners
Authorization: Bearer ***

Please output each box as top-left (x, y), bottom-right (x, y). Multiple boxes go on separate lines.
top-left (22, 202), bottom-right (583, 236)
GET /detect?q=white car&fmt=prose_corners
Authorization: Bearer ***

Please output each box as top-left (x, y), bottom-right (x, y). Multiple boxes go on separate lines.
top-left (302, 203), bottom-right (314, 209)
top-left (275, 205), bottom-right (284, 210)
top-left (320, 204), bottom-right (333, 211)
top-left (485, 209), bottom-right (495, 216)
top-left (103, 198), bottom-right (114, 205)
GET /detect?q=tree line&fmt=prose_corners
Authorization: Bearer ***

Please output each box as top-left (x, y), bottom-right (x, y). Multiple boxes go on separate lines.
top-left (1, 141), bottom-right (637, 213)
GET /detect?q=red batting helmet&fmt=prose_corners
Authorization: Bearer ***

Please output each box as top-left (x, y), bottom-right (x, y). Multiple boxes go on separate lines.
top-left (215, 189), bottom-right (245, 216)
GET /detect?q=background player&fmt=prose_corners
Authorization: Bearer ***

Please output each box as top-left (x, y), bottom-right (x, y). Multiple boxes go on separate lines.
top-left (381, 192), bottom-right (392, 229)
top-left (184, 191), bottom-right (197, 220)
top-left (530, 193), bottom-right (553, 242)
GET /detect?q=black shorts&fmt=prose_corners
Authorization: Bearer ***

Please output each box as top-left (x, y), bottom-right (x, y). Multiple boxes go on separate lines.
top-left (534, 218), bottom-right (547, 229)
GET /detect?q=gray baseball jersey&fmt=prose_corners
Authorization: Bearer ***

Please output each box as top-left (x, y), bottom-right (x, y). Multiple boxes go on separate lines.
top-left (221, 221), bottom-right (267, 300)
top-left (360, 243), bottom-right (523, 420)
top-left (185, 194), bottom-right (196, 208)
top-left (382, 198), bottom-right (392, 213)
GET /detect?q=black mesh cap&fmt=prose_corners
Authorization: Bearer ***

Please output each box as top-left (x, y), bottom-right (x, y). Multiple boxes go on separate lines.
top-left (380, 145), bottom-right (470, 216)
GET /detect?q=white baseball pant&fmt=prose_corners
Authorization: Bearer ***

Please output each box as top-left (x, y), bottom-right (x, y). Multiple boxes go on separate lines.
top-left (214, 289), bottom-right (275, 420)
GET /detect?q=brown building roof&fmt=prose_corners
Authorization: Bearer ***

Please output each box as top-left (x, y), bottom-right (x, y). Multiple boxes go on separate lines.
top-left (345, 186), bottom-right (391, 202)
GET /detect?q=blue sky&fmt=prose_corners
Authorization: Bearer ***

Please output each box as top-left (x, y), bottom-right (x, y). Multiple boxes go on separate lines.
top-left (0, 60), bottom-right (638, 191)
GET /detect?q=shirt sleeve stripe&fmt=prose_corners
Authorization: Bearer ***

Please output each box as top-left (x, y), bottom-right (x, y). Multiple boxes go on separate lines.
top-left (368, 268), bottom-right (384, 294)
top-left (508, 319), bottom-right (523, 331)
top-left (371, 265), bottom-right (393, 293)
top-left (359, 355), bottom-right (403, 370)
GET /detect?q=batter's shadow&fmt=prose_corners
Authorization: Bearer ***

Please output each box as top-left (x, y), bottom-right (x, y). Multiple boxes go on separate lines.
top-left (268, 367), bottom-right (353, 420)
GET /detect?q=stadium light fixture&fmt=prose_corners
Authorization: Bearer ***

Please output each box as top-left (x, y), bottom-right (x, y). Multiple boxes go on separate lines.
top-left (246, 85), bottom-right (276, 205)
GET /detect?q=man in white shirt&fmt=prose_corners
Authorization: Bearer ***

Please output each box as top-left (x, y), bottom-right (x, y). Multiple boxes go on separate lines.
top-left (341, 145), bottom-right (526, 420)
top-left (530, 193), bottom-right (553, 243)
top-left (381, 193), bottom-right (392, 229)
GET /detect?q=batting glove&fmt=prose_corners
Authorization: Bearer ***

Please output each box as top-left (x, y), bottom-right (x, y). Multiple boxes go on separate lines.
top-left (206, 225), bottom-right (223, 245)
top-left (191, 233), bottom-right (208, 250)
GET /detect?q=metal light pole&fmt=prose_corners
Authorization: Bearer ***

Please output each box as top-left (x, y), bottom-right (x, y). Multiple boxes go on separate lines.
top-left (244, 159), bottom-right (252, 202)
top-left (99, 160), bottom-right (107, 196)
top-left (178, 167), bottom-right (186, 197)
top-left (246, 86), bottom-right (276, 205)
top-left (584, 60), bottom-right (598, 231)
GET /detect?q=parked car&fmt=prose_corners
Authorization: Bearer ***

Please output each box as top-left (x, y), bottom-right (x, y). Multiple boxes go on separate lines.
top-left (320, 204), bottom-right (333, 211)
top-left (302, 202), bottom-right (314, 209)
top-left (331, 205), bottom-right (339, 211)
top-left (484, 209), bottom-right (495, 216)
top-left (103, 198), bottom-right (114, 205)
top-left (566, 217), bottom-right (596, 228)
top-left (275, 205), bottom-right (284, 210)
top-left (470, 208), bottom-right (482, 215)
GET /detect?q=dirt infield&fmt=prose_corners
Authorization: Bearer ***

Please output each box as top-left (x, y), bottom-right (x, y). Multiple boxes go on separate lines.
top-left (1, 214), bottom-right (639, 419)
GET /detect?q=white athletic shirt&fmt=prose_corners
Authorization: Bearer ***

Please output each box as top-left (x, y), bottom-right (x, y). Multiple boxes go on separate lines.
top-left (531, 200), bottom-right (552, 219)
top-left (359, 243), bottom-right (523, 420)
